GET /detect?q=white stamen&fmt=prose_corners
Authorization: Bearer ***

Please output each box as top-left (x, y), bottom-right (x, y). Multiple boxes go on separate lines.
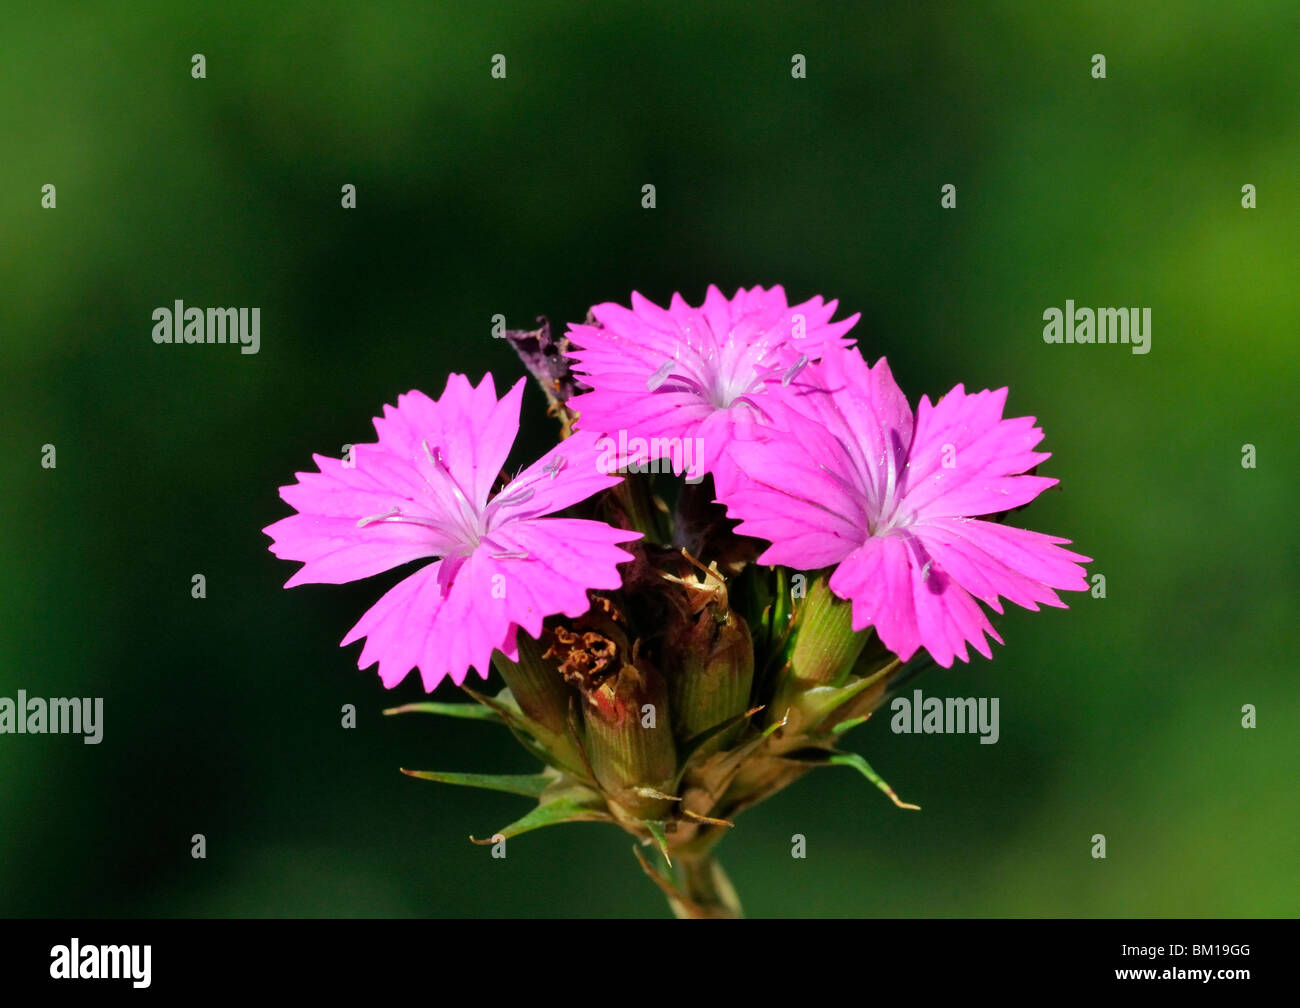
top-left (494, 485), bottom-right (535, 507)
top-left (647, 359), bottom-right (675, 391)
top-left (490, 551), bottom-right (530, 560)
top-left (357, 506), bottom-right (401, 527)
top-left (782, 354), bottom-right (810, 387)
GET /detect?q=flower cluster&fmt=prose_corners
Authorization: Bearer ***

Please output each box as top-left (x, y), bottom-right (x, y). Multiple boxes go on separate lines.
top-left (265, 284), bottom-right (1089, 917)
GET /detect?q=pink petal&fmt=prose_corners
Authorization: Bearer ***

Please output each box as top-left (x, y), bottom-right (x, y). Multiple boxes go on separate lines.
top-left (829, 532), bottom-right (1002, 668)
top-left (900, 385), bottom-right (1055, 520)
top-left (721, 408), bottom-right (867, 569)
top-left (490, 430), bottom-right (637, 522)
top-left (570, 385), bottom-right (715, 446)
top-left (478, 517), bottom-right (640, 639)
top-left (567, 286), bottom-right (860, 484)
top-left (338, 553), bottom-right (510, 692)
top-left (339, 514), bottom-right (638, 693)
top-left (787, 351), bottom-right (914, 518)
top-left (372, 375), bottom-right (524, 506)
top-left (912, 517), bottom-right (1091, 612)
top-left (339, 560), bottom-right (476, 690)
top-left (264, 450), bottom-right (451, 586)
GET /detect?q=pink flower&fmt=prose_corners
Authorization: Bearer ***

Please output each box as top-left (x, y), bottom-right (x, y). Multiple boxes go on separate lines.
top-left (263, 374), bottom-right (640, 690)
top-left (719, 349), bottom-right (1090, 667)
top-left (565, 285), bottom-right (859, 488)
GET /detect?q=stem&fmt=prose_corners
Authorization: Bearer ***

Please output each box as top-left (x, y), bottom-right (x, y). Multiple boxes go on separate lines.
top-left (612, 476), bottom-right (664, 541)
top-left (637, 843), bottom-right (744, 919)
top-left (668, 853), bottom-right (743, 919)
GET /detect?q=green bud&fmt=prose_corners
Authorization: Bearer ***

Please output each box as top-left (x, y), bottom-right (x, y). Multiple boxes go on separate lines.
top-left (582, 659), bottom-right (677, 821)
top-left (491, 630), bottom-right (572, 736)
top-left (773, 573), bottom-right (872, 721)
top-left (543, 619), bottom-right (677, 821)
top-left (670, 587), bottom-right (754, 743)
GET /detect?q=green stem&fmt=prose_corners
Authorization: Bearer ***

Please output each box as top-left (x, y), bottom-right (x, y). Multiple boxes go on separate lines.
top-left (665, 852), bottom-right (744, 919)
top-left (612, 477), bottom-right (664, 541)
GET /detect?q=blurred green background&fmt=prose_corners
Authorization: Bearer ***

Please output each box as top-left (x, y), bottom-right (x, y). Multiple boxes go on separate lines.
top-left (2, 1), bottom-right (1296, 917)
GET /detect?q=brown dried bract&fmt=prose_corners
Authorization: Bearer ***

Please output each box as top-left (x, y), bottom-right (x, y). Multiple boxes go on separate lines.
top-left (544, 625), bottom-right (619, 693)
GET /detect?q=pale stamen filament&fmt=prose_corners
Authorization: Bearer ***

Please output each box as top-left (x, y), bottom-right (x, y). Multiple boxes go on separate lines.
top-left (421, 439), bottom-right (484, 541)
top-left (647, 359), bottom-right (675, 391)
top-left (493, 485), bottom-right (535, 508)
top-left (356, 506), bottom-right (456, 535)
top-left (356, 506), bottom-right (401, 528)
top-left (782, 354), bottom-right (810, 387)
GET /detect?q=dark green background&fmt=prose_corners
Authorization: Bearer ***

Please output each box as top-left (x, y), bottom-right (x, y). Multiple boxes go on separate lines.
top-left (3, 1), bottom-right (1296, 917)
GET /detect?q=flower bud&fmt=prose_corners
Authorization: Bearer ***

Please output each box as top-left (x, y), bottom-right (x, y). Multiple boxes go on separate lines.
top-left (583, 659), bottom-right (677, 820)
top-left (773, 572), bottom-right (871, 722)
top-left (544, 623), bottom-right (677, 821)
top-left (663, 559), bottom-right (754, 749)
top-left (491, 630), bottom-right (572, 736)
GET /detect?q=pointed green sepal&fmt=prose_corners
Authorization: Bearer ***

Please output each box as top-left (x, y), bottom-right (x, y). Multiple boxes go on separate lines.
top-left (826, 751), bottom-right (920, 810)
top-left (470, 795), bottom-right (613, 844)
top-left (788, 656), bottom-right (902, 736)
top-left (644, 819), bottom-right (673, 866)
top-left (462, 685), bottom-right (590, 782)
top-left (674, 706), bottom-right (764, 789)
top-left (830, 714), bottom-right (871, 736)
top-left (400, 768), bottom-right (553, 798)
top-left (712, 712), bottom-right (789, 776)
top-left (383, 701), bottom-right (502, 722)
